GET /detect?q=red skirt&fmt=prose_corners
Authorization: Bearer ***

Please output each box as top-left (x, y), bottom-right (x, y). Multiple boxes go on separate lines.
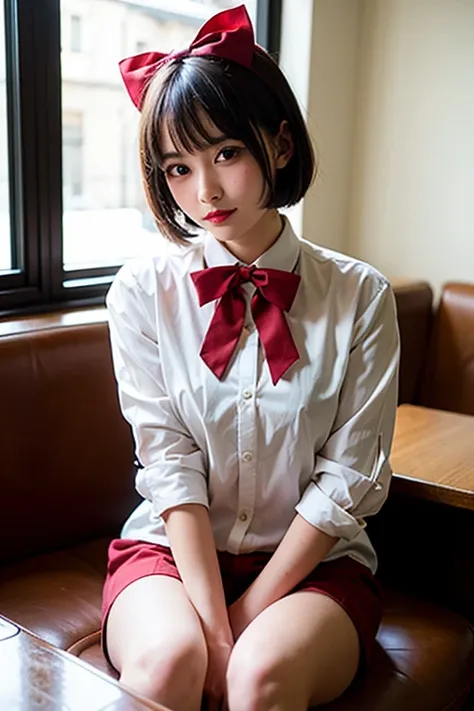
top-left (102, 539), bottom-right (383, 671)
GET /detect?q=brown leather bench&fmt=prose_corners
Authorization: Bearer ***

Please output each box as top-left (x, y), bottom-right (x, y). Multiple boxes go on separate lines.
top-left (418, 283), bottom-right (474, 416)
top-left (0, 282), bottom-right (473, 710)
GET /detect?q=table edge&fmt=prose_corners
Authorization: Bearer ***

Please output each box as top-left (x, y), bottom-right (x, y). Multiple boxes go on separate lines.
top-left (391, 473), bottom-right (474, 510)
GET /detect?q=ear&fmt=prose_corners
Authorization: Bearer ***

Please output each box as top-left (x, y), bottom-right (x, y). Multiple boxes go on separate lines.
top-left (273, 120), bottom-right (294, 170)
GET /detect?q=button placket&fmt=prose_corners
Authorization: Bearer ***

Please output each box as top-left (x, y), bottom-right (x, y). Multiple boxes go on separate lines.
top-left (227, 324), bottom-right (258, 553)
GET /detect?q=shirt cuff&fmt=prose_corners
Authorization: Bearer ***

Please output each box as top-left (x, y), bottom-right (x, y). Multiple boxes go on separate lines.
top-left (295, 481), bottom-right (365, 541)
top-left (312, 455), bottom-right (378, 508)
top-left (152, 494), bottom-right (210, 519)
top-left (136, 464), bottom-right (209, 519)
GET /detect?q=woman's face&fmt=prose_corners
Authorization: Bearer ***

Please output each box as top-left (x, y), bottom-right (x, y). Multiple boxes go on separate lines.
top-left (159, 115), bottom-right (293, 263)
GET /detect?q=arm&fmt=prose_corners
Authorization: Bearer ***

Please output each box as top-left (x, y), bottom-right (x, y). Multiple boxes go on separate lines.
top-left (108, 265), bottom-right (232, 701)
top-left (163, 505), bottom-right (233, 703)
top-left (107, 264), bottom-right (209, 515)
top-left (163, 503), bottom-right (232, 645)
top-left (231, 278), bottom-right (400, 636)
top-left (229, 514), bottom-right (337, 637)
top-left (107, 266), bottom-right (229, 632)
top-left (296, 278), bottom-right (400, 539)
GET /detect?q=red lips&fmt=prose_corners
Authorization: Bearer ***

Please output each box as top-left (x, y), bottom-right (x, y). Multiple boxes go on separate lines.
top-left (204, 209), bottom-right (236, 224)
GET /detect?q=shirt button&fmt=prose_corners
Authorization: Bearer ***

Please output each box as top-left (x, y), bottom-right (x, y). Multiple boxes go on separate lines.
top-left (242, 451), bottom-right (253, 463)
top-left (239, 512), bottom-right (248, 522)
top-left (243, 389), bottom-right (253, 400)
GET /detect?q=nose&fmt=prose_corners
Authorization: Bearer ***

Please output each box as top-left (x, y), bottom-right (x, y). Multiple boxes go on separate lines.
top-left (197, 168), bottom-right (223, 205)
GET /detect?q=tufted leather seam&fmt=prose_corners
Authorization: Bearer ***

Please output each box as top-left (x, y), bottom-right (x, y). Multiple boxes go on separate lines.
top-left (67, 629), bottom-right (101, 656)
top-left (389, 667), bottom-right (424, 690)
top-left (440, 678), bottom-right (474, 711)
top-left (316, 668), bottom-right (424, 710)
top-left (67, 540), bottom-right (111, 577)
top-left (441, 691), bottom-right (470, 711)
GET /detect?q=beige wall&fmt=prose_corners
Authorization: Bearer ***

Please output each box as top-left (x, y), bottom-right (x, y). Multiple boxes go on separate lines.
top-left (350, 0), bottom-right (474, 295)
top-left (281, 0), bottom-right (361, 252)
top-left (281, 0), bottom-right (474, 296)
top-left (304, 0), bottom-right (360, 254)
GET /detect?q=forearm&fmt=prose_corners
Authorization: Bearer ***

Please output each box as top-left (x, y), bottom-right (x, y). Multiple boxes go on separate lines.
top-left (240, 513), bottom-right (338, 617)
top-left (162, 503), bottom-right (232, 642)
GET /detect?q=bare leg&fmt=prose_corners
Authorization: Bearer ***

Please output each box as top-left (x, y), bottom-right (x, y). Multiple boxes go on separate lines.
top-left (226, 591), bottom-right (360, 711)
top-left (106, 575), bottom-right (208, 711)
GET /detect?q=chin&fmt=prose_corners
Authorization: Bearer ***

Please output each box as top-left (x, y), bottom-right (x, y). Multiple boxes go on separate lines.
top-left (208, 225), bottom-right (245, 241)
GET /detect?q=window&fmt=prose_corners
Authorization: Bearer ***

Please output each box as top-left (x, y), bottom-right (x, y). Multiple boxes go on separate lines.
top-left (63, 111), bottom-right (83, 201)
top-left (71, 15), bottom-right (82, 53)
top-left (61, 0), bottom-right (259, 273)
top-left (0, 0), bottom-right (282, 314)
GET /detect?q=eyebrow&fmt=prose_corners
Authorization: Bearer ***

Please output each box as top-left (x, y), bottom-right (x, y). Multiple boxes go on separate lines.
top-left (161, 134), bottom-right (229, 162)
top-left (161, 150), bottom-right (182, 162)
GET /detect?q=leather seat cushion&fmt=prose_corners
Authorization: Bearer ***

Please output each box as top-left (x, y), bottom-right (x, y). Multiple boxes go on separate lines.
top-left (1, 538), bottom-right (473, 711)
top-left (0, 538), bottom-right (110, 651)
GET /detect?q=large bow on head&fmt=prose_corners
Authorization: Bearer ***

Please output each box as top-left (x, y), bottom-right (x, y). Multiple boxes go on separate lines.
top-left (119, 5), bottom-right (255, 110)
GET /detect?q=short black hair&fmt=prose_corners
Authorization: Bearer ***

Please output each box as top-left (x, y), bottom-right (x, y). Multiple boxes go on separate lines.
top-left (139, 47), bottom-right (316, 243)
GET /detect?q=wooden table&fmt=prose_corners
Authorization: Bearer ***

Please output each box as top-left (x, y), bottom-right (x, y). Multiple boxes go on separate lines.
top-left (390, 404), bottom-right (474, 509)
top-left (0, 617), bottom-right (169, 711)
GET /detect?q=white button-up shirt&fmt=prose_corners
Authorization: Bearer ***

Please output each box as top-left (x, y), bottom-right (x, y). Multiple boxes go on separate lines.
top-left (107, 218), bottom-right (400, 573)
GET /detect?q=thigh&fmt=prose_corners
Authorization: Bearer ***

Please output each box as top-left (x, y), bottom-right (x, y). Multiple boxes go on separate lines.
top-left (106, 574), bottom-right (207, 673)
top-left (228, 591), bottom-right (360, 708)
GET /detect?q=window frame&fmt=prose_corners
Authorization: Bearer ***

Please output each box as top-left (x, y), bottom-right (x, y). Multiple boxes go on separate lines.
top-left (0, 0), bottom-right (282, 317)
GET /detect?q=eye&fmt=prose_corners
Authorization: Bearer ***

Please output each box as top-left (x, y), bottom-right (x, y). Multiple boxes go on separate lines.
top-left (216, 146), bottom-right (242, 162)
top-left (165, 164), bottom-right (190, 178)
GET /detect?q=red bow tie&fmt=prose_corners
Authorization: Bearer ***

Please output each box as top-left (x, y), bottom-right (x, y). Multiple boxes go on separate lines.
top-left (191, 265), bottom-right (301, 385)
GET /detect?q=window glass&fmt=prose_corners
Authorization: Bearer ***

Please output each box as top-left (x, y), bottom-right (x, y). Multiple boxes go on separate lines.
top-left (61, 0), bottom-right (257, 272)
top-left (0, 3), bottom-right (11, 272)
top-left (71, 15), bottom-right (82, 53)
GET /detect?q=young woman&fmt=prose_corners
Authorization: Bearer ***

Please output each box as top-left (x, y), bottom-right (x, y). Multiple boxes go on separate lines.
top-left (102, 6), bottom-right (400, 711)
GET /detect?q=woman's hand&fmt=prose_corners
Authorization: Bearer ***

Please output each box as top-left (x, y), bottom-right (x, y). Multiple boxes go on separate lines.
top-left (162, 505), bottom-right (234, 709)
top-left (204, 633), bottom-right (233, 711)
top-left (228, 593), bottom-right (257, 641)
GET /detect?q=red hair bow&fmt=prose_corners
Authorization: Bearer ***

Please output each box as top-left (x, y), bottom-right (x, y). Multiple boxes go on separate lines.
top-left (119, 4), bottom-right (255, 110)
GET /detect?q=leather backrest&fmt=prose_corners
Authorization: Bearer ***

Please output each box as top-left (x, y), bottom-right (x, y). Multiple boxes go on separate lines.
top-left (0, 323), bottom-right (138, 565)
top-left (419, 283), bottom-right (474, 415)
top-left (392, 281), bottom-right (434, 404)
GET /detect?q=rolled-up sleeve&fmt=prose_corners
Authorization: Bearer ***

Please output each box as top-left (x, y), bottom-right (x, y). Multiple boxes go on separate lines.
top-left (296, 278), bottom-right (400, 541)
top-left (106, 264), bottom-right (208, 518)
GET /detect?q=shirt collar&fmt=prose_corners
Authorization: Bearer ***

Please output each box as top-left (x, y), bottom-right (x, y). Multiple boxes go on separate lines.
top-left (202, 215), bottom-right (300, 273)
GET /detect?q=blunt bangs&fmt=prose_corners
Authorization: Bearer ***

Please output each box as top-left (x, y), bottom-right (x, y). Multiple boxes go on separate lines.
top-left (160, 62), bottom-right (268, 162)
top-left (139, 49), bottom-right (315, 243)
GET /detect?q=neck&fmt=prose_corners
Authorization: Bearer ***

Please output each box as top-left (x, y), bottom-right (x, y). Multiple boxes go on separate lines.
top-left (222, 210), bottom-right (284, 264)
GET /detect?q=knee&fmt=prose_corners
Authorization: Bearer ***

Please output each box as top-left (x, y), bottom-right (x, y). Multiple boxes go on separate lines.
top-left (121, 634), bottom-right (207, 703)
top-left (226, 646), bottom-right (304, 711)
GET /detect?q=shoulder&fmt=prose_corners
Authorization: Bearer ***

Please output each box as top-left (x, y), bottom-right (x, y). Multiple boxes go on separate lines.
top-left (299, 237), bottom-right (388, 290)
top-left (298, 236), bottom-right (391, 314)
top-left (107, 237), bottom-right (204, 309)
